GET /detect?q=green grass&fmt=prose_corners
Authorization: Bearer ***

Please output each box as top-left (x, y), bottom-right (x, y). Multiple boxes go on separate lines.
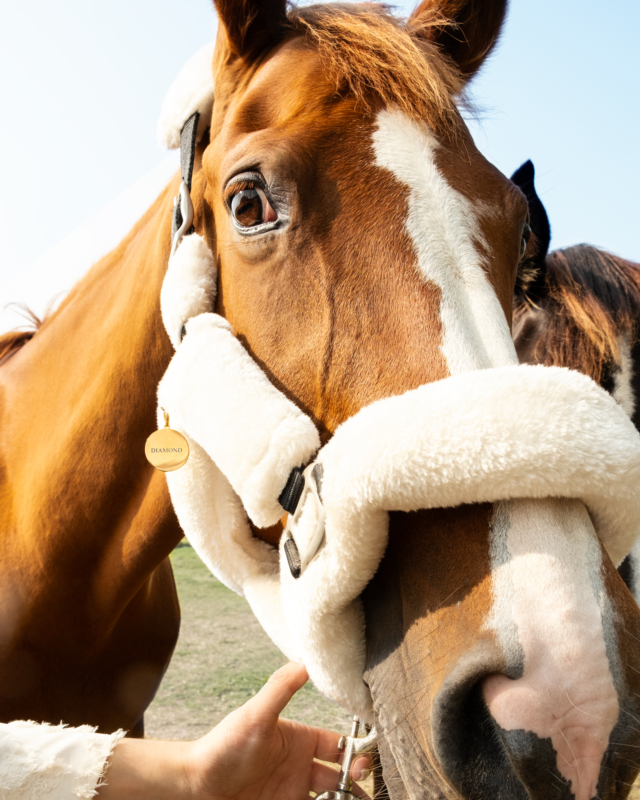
top-left (145, 542), bottom-right (353, 740)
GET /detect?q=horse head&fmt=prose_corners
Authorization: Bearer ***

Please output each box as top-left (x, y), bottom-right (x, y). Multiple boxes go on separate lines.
top-left (511, 160), bottom-right (640, 429)
top-left (171, 1), bottom-right (640, 798)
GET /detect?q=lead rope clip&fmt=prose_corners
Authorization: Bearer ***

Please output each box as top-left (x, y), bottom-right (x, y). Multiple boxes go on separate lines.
top-left (316, 717), bottom-right (378, 800)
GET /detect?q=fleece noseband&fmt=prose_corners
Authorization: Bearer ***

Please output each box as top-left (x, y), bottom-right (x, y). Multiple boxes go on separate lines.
top-left (157, 315), bottom-right (640, 718)
top-left (156, 54), bottom-right (640, 721)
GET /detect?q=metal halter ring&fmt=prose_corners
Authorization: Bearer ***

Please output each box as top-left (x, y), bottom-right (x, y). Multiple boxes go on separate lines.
top-left (283, 463), bottom-right (326, 579)
top-left (170, 180), bottom-right (195, 258)
top-left (316, 717), bottom-right (378, 800)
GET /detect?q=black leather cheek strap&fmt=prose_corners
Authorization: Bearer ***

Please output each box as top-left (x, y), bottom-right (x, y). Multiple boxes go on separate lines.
top-left (180, 112), bottom-right (199, 189)
top-left (279, 466), bottom-right (305, 514)
top-left (172, 111), bottom-right (200, 241)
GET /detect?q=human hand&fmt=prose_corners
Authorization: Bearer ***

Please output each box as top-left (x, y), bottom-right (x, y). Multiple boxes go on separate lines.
top-left (187, 661), bottom-right (371, 800)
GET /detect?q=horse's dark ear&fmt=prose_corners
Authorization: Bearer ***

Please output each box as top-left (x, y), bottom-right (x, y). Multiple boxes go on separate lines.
top-left (214, 0), bottom-right (288, 60)
top-left (511, 160), bottom-right (551, 302)
top-left (408, 0), bottom-right (508, 80)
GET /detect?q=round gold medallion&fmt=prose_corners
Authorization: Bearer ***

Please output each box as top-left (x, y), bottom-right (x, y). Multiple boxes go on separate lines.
top-left (145, 411), bottom-right (190, 472)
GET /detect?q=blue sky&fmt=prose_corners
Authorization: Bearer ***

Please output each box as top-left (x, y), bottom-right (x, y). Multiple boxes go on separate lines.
top-left (0, 0), bottom-right (638, 288)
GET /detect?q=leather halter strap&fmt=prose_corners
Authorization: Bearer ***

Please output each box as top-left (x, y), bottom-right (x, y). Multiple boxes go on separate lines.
top-left (167, 112), bottom-right (316, 536)
top-left (171, 111), bottom-right (200, 253)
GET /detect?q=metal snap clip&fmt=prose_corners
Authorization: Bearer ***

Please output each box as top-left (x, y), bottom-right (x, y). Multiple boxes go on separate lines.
top-left (316, 717), bottom-right (378, 800)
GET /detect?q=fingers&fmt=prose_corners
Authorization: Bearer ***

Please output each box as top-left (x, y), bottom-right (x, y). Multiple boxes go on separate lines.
top-left (311, 726), bottom-right (344, 764)
top-left (310, 728), bottom-right (372, 781)
top-left (310, 761), bottom-right (371, 800)
top-left (352, 756), bottom-right (371, 781)
top-left (251, 661), bottom-right (309, 720)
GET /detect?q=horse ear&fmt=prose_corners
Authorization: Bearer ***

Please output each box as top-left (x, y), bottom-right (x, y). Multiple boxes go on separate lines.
top-left (214, 0), bottom-right (288, 60)
top-left (408, 0), bottom-right (508, 80)
top-left (511, 160), bottom-right (551, 302)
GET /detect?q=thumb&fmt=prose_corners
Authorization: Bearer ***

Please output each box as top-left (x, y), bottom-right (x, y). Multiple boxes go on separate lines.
top-left (250, 661), bottom-right (309, 722)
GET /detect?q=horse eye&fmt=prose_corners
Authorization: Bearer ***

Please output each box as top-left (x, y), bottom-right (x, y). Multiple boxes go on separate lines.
top-left (230, 187), bottom-right (277, 229)
top-left (520, 223), bottom-right (532, 260)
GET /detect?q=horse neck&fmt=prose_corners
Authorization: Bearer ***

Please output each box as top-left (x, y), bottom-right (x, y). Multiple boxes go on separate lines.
top-left (0, 175), bottom-right (181, 613)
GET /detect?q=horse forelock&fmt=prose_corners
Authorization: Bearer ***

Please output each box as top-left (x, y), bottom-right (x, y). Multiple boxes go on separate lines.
top-left (287, 3), bottom-right (465, 137)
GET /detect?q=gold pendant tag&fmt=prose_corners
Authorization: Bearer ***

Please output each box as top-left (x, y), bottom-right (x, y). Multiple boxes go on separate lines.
top-left (145, 410), bottom-right (190, 472)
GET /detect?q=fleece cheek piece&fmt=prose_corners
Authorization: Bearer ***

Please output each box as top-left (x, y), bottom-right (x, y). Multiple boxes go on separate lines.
top-left (161, 234), bottom-right (217, 350)
top-left (158, 313), bottom-right (321, 529)
top-left (159, 432), bottom-right (299, 659)
top-left (157, 42), bottom-right (215, 150)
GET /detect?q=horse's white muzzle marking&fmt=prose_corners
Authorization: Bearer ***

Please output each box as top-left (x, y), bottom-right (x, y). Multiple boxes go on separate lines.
top-left (485, 499), bottom-right (619, 800)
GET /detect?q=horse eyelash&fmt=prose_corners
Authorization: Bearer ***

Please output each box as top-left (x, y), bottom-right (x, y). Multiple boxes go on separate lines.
top-left (223, 179), bottom-right (258, 207)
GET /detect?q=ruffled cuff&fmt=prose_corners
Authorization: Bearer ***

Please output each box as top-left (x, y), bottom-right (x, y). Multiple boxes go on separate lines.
top-left (0, 721), bottom-right (126, 799)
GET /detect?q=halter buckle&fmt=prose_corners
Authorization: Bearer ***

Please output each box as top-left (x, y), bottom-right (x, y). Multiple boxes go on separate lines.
top-left (283, 462), bottom-right (325, 579)
top-left (170, 180), bottom-right (195, 258)
top-left (316, 718), bottom-right (377, 800)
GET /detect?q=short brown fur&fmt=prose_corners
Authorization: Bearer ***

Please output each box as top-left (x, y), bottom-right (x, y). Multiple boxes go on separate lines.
top-left (0, 307), bottom-right (46, 364)
top-left (514, 245), bottom-right (640, 383)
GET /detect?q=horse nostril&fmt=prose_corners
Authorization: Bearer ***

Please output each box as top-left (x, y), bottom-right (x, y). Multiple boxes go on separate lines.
top-left (482, 670), bottom-right (617, 800)
top-left (434, 674), bottom-right (529, 800)
top-left (482, 671), bottom-right (517, 719)
top-left (432, 662), bottom-right (615, 800)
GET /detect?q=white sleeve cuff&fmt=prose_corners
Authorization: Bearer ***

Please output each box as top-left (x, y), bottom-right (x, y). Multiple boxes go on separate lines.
top-left (0, 721), bottom-right (126, 799)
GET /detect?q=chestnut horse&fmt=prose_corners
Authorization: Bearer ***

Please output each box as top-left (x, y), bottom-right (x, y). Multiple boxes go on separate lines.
top-left (2, 2), bottom-right (640, 799)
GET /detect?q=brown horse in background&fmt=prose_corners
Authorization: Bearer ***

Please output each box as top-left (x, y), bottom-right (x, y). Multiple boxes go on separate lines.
top-left (2, 1), bottom-right (640, 798)
top-left (512, 234), bottom-right (640, 596)
top-left (0, 189), bottom-right (182, 736)
top-left (514, 244), bottom-right (640, 424)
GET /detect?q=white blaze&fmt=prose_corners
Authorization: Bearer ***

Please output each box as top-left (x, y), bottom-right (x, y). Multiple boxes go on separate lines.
top-left (613, 336), bottom-right (636, 418)
top-left (372, 107), bottom-right (517, 374)
top-left (485, 500), bottom-right (619, 800)
top-left (372, 108), bottom-right (619, 799)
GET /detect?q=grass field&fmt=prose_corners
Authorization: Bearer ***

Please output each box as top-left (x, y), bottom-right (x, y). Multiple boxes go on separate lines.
top-left (145, 542), bottom-right (353, 741)
top-left (145, 542), bottom-right (640, 799)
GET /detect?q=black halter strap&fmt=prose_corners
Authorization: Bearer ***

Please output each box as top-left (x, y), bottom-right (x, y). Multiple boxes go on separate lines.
top-left (171, 111), bottom-right (200, 241)
top-left (168, 111), bottom-right (317, 561)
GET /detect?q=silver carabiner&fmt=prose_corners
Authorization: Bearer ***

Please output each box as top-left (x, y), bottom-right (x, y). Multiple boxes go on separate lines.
top-left (283, 462), bottom-right (326, 577)
top-left (170, 180), bottom-right (195, 258)
top-left (316, 718), bottom-right (378, 800)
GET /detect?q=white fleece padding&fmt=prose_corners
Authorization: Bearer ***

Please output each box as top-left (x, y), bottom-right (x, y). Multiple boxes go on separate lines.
top-left (159, 319), bottom-right (640, 718)
top-left (161, 234), bottom-right (217, 350)
top-left (163, 433), bottom-right (298, 658)
top-left (275, 365), bottom-right (640, 716)
top-left (157, 313), bottom-right (321, 528)
top-left (0, 721), bottom-right (125, 799)
top-left (157, 42), bottom-right (215, 149)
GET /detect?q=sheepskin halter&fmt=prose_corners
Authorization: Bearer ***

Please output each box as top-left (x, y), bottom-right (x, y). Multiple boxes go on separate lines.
top-left (156, 48), bottom-right (640, 721)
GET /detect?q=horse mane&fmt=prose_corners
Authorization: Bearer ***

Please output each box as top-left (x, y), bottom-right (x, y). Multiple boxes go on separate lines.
top-left (287, 2), bottom-right (464, 134)
top-left (514, 244), bottom-right (640, 383)
top-left (0, 305), bottom-right (47, 365)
